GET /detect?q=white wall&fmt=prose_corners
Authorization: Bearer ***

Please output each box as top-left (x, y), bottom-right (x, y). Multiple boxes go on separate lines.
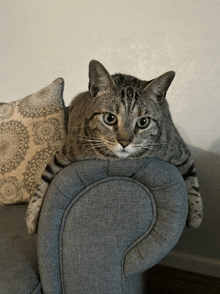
top-left (1, 0), bottom-right (220, 153)
top-left (1, 0), bottom-right (220, 277)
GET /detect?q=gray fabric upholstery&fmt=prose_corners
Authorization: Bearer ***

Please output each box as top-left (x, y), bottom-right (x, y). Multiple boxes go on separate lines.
top-left (0, 204), bottom-right (42, 294)
top-left (38, 158), bottom-right (188, 294)
top-left (0, 157), bottom-right (187, 293)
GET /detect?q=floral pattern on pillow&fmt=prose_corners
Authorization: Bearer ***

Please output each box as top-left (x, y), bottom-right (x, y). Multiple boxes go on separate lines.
top-left (0, 78), bottom-right (66, 205)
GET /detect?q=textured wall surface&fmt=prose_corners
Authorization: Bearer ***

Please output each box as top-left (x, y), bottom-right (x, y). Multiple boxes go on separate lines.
top-left (1, 0), bottom-right (220, 277)
top-left (1, 0), bottom-right (219, 153)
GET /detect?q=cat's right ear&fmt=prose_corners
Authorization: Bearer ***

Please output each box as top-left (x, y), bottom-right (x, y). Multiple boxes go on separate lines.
top-left (88, 60), bottom-right (116, 97)
top-left (143, 71), bottom-right (175, 103)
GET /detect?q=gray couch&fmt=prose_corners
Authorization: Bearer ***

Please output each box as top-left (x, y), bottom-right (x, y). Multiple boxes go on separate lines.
top-left (0, 156), bottom-right (188, 293)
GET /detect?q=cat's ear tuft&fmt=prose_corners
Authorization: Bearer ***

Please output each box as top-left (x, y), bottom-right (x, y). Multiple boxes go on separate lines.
top-left (141, 79), bottom-right (155, 89)
top-left (88, 60), bottom-right (116, 97)
top-left (143, 71), bottom-right (175, 103)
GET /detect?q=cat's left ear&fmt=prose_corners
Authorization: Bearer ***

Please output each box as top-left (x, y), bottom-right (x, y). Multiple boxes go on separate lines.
top-left (143, 71), bottom-right (175, 102)
top-left (88, 60), bottom-right (116, 97)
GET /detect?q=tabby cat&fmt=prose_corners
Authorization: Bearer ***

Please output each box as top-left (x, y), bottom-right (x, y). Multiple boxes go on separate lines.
top-left (26, 60), bottom-right (203, 234)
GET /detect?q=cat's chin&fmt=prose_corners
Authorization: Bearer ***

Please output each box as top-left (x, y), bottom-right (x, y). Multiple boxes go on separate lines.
top-left (114, 151), bottom-right (131, 158)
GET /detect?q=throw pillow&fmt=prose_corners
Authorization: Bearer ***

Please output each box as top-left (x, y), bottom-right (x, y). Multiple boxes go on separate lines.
top-left (0, 78), bottom-right (66, 205)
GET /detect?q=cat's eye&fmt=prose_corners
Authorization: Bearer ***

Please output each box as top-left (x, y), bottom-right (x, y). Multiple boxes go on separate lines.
top-left (136, 117), bottom-right (150, 129)
top-left (103, 113), bottom-right (117, 125)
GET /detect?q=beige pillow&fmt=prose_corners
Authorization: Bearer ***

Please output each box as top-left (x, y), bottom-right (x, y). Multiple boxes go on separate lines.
top-left (0, 78), bottom-right (66, 205)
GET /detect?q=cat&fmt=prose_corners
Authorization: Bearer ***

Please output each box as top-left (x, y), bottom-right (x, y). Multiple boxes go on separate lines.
top-left (26, 59), bottom-right (203, 234)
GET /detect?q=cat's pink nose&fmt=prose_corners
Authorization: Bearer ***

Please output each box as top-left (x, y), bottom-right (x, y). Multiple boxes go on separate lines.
top-left (119, 140), bottom-right (131, 148)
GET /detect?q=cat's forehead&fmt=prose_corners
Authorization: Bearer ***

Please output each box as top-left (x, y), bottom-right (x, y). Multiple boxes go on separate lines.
top-left (93, 73), bottom-right (159, 116)
top-left (110, 74), bottom-right (156, 112)
top-left (112, 73), bottom-right (143, 88)
top-left (97, 90), bottom-right (158, 118)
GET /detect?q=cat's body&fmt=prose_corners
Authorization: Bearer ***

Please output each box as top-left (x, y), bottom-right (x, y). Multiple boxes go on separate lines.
top-left (26, 60), bottom-right (203, 234)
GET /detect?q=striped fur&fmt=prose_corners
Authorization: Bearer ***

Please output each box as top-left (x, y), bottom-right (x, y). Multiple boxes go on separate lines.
top-left (26, 151), bottom-right (72, 234)
top-left (26, 60), bottom-right (203, 234)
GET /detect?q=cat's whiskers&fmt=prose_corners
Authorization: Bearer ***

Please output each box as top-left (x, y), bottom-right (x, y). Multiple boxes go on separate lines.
top-left (76, 137), bottom-right (104, 145)
top-left (77, 136), bottom-right (116, 149)
top-left (78, 140), bottom-right (110, 157)
top-left (140, 143), bottom-right (166, 150)
top-left (129, 142), bottom-right (166, 156)
top-left (76, 135), bottom-right (103, 142)
top-left (130, 148), bottom-right (141, 158)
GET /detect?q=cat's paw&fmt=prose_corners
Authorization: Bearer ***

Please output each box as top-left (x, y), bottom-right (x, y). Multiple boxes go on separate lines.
top-left (186, 214), bottom-right (202, 229)
top-left (26, 212), bottom-right (38, 234)
top-left (187, 193), bottom-right (203, 228)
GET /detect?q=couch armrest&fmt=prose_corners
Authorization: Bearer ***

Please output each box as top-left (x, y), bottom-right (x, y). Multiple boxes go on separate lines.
top-left (37, 158), bottom-right (188, 294)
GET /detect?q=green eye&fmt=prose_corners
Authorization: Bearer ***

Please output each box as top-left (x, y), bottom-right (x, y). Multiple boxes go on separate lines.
top-left (103, 113), bottom-right (117, 125)
top-left (136, 117), bottom-right (150, 129)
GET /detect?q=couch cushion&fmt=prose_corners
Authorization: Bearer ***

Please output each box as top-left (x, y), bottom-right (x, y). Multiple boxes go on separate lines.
top-left (62, 177), bottom-right (154, 293)
top-left (0, 204), bottom-right (42, 294)
top-left (38, 158), bottom-right (188, 294)
top-left (0, 78), bottom-right (66, 205)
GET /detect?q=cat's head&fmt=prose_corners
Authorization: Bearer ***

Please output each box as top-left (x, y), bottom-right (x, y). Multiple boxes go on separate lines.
top-left (84, 60), bottom-right (175, 159)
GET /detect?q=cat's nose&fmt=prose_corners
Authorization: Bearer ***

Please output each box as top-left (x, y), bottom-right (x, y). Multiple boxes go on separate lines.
top-left (119, 140), bottom-right (131, 148)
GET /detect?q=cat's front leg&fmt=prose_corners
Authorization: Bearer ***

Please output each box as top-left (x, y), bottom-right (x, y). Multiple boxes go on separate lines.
top-left (176, 153), bottom-right (203, 228)
top-left (26, 181), bottom-right (49, 234)
top-left (185, 175), bottom-right (203, 228)
top-left (179, 159), bottom-right (203, 228)
top-left (26, 150), bottom-right (72, 234)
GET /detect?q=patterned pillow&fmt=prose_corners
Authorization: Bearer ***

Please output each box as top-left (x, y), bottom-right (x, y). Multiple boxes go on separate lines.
top-left (0, 78), bottom-right (66, 205)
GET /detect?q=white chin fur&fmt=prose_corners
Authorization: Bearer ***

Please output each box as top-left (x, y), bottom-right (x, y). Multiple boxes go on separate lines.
top-left (114, 151), bottom-right (130, 158)
top-left (113, 144), bottom-right (135, 158)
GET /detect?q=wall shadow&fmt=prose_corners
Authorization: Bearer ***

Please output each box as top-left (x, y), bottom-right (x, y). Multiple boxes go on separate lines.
top-left (209, 138), bottom-right (220, 155)
top-left (172, 144), bottom-right (220, 262)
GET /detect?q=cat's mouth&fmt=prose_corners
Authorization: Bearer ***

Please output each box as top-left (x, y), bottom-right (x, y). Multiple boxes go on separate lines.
top-left (113, 144), bottom-right (135, 158)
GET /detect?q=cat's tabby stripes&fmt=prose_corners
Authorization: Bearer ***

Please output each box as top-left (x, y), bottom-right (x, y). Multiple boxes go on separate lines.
top-left (26, 59), bottom-right (203, 234)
